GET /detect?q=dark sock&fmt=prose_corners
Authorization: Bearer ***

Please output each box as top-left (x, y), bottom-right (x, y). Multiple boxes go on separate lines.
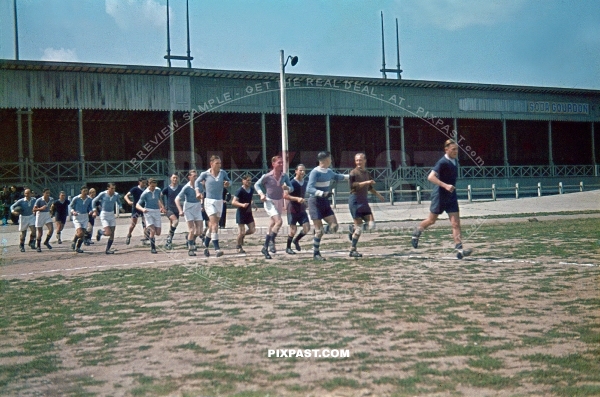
top-left (352, 238), bottom-right (358, 249)
top-left (106, 239), bottom-right (113, 251)
top-left (287, 236), bottom-right (293, 249)
top-left (264, 234), bottom-right (272, 248)
top-left (293, 232), bottom-right (306, 243)
top-left (150, 238), bottom-right (156, 250)
top-left (76, 238), bottom-right (83, 249)
top-left (213, 240), bottom-right (220, 250)
top-left (204, 236), bottom-right (211, 247)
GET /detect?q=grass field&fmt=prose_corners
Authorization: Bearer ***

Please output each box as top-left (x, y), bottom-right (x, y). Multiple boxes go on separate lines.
top-left (1, 216), bottom-right (599, 396)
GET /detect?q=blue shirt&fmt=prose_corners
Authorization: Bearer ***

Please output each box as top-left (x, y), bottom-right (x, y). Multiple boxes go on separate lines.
top-left (254, 171), bottom-right (294, 200)
top-left (92, 191), bottom-right (122, 213)
top-left (431, 155), bottom-right (458, 201)
top-left (138, 188), bottom-right (162, 210)
top-left (177, 184), bottom-right (199, 204)
top-left (307, 167), bottom-right (346, 198)
top-left (197, 170), bottom-right (231, 200)
top-left (10, 197), bottom-right (36, 216)
top-left (34, 197), bottom-right (54, 213)
top-left (69, 196), bottom-right (92, 214)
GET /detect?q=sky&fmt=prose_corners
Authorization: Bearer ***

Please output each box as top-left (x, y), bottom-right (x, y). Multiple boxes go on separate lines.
top-left (1, 0), bottom-right (599, 90)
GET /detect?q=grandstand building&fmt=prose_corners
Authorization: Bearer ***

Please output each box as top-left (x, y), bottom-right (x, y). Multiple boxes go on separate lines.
top-left (1, 59), bottom-right (599, 198)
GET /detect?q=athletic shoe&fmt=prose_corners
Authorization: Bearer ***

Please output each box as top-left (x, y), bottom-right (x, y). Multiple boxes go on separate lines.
top-left (36, 247), bottom-right (42, 252)
top-left (76, 248), bottom-right (84, 254)
top-left (29, 241), bottom-right (36, 250)
top-left (125, 235), bottom-right (131, 245)
top-left (261, 246), bottom-right (272, 259)
top-left (165, 243), bottom-right (172, 250)
top-left (293, 240), bottom-right (302, 251)
top-left (57, 239), bottom-right (62, 244)
top-left (44, 242), bottom-right (52, 250)
top-left (236, 246), bottom-right (246, 254)
top-left (71, 242), bottom-right (76, 251)
top-left (348, 225), bottom-right (353, 242)
top-left (285, 248), bottom-right (296, 255)
top-left (84, 239), bottom-right (90, 246)
top-left (313, 253), bottom-right (326, 261)
top-left (188, 250), bottom-right (196, 256)
top-left (349, 250), bottom-right (363, 258)
top-left (411, 229), bottom-right (421, 249)
top-left (166, 236), bottom-right (172, 245)
top-left (269, 241), bottom-right (276, 253)
top-left (105, 250), bottom-right (115, 255)
top-left (456, 248), bottom-right (473, 260)
top-left (216, 250), bottom-right (224, 258)
top-left (141, 238), bottom-right (150, 245)
top-left (204, 248), bottom-right (210, 257)
top-left (151, 248), bottom-right (157, 254)
top-left (96, 230), bottom-right (102, 241)
top-left (19, 244), bottom-right (25, 252)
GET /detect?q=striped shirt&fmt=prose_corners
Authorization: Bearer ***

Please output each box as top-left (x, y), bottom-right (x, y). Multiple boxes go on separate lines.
top-left (307, 167), bottom-right (347, 198)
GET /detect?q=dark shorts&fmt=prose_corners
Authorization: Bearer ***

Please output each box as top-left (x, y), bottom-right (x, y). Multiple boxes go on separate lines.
top-left (308, 196), bottom-right (334, 221)
top-left (430, 194), bottom-right (459, 215)
top-left (236, 210), bottom-right (255, 226)
top-left (131, 210), bottom-right (144, 219)
top-left (349, 195), bottom-right (372, 220)
top-left (287, 210), bottom-right (310, 226)
top-left (166, 209), bottom-right (180, 219)
top-left (54, 215), bottom-right (68, 224)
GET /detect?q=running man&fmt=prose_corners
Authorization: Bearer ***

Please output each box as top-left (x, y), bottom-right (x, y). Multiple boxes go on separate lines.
top-left (10, 188), bottom-right (36, 252)
top-left (306, 151), bottom-right (348, 261)
top-left (411, 139), bottom-right (472, 259)
top-left (254, 155), bottom-right (293, 259)
top-left (52, 191), bottom-right (70, 244)
top-left (284, 164), bottom-right (310, 255)
top-left (92, 183), bottom-right (123, 254)
top-left (69, 186), bottom-right (93, 253)
top-left (136, 178), bottom-right (166, 254)
top-left (124, 177), bottom-right (148, 245)
top-left (162, 173), bottom-right (183, 249)
top-left (231, 174), bottom-right (257, 254)
top-left (347, 153), bottom-right (385, 258)
top-left (175, 170), bottom-right (204, 256)
top-left (196, 155), bottom-right (231, 257)
top-left (84, 188), bottom-right (97, 246)
top-left (33, 188), bottom-right (55, 252)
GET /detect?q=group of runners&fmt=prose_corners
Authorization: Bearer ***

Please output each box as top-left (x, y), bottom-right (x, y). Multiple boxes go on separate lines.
top-left (10, 140), bottom-right (472, 259)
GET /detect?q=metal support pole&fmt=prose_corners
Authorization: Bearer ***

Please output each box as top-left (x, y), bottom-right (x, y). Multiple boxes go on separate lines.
top-left (185, 0), bottom-right (192, 68)
top-left (17, 109), bottom-right (23, 180)
top-left (189, 111), bottom-right (196, 169)
top-left (169, 111), bottom-right (176, 174)
top-left (591, 122), bottom-right (596, 166)
top-left (502, 117), bottom-right (509, 167)
top-left (558, 182), bottom-right (563, 195)
top-left (13, 0), bottom-right (19, 60)
top-left (280, 50), bottom-right (290, 174)
top-left (78, 109), bottom-right (85, 180)
top-left (400, 117), bottom-right (406, 167)
top-left (416, 185), bottom-right (421, 204)
top-left (166, 0), bottom-right (171, 67)
top-left (385, 116), bottom-right (391, 170)
top-left (389, 187), bottom-right (394, 205)
top-left (548, 121), bottom-right (554, 175)
top-left (261, 113), bottom-right (268, 171)
top-left (325, 114), bottom-right (331, 153)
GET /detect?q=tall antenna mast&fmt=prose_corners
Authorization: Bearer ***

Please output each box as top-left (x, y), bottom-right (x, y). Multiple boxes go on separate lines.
top-left (380, 11), bottom-right (386, 79)
top-left (379, 12), bottom-right (403, 79)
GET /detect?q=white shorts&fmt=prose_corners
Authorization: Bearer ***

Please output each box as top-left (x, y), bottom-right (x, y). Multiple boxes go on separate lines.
top-left (144, 209), bottom-right (162, 228)
top-left (72, 213), bottom-right (89, 230)
top-left (35, 212), bottom-right (52, 228)
top-left (183, 202), bottom-right (203, 222)
top-left (204, 198), bottom-right (223, 218)
top-left (264, 198), bottom-right (285, 218)
top-left (18, 215), bottom-right (34, 232)
top-left (100, 211), bottom-right (116, 228)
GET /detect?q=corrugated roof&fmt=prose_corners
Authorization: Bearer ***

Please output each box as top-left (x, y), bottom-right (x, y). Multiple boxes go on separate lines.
top-left (2, 59), bottom-right (599, 96)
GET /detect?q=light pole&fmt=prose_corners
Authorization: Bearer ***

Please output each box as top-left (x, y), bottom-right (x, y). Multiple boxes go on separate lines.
top-left (280, 50), bottom-right (298, 174)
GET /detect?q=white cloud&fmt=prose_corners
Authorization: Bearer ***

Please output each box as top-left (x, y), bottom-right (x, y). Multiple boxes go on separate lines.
top-left (405, 0), bottom-right (526, 30)
top-left (105, 0), bottom-right (166, 30)
top-left (41, 47), bottom-right (79, 62)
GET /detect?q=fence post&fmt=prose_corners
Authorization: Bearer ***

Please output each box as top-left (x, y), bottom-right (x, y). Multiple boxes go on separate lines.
top-left (580, 181), bottom-right (584, 192)
top-left (515, 183), bottom-right (519, 199)
top-left (416, 186), bottom-right (421, 204)
top-left (558, 182), bottom-right (563, 195)
top-left (389, 187), bottom-right (394, 205)
top-left (467, 185), bottom-right (472, 203)
top-left (332, 188), bottom-right (336, 208)
top-left (537, 182), bottom-right (542, 197)
top-left (491, 184), bottom-right (496, 201)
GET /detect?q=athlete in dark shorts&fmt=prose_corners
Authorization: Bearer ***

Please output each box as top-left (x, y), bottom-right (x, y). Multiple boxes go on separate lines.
top-left (348, 153), bottom-right (385, 257)
top-left (306, 151), bottom-right (348, 261)
top-left (411, 139), bottom-right (472, 258)
top-left (231, 174), bottom-right (257, 254)
top-left (124, 177), bottom-right (148, 245)
top-left (52, 191), bottom-right (70, 244)
top-left (162, 174), bottom-right (183, 249)
top-left (284, 164), bottom-right (310, 254)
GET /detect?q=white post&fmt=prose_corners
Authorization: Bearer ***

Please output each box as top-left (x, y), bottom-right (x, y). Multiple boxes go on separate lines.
top-left (332, 188), bottom-right (336, 208)
top-left (559, 182), bottom-right (563, 194)
top-left (467, 185), bottom-right (472, 203)
top-left (491, 184), bottom-right (496, 201)
top-left (416, 186), bottom-right (421, 204)
top-left (515, 183), bottom-right (519, 199)
top-left (580, 181), bottom-right (584, 192)
top-left (537, 182), bottom-right (542, 197)
top-left (389, 187), bottom-right (394, 205)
